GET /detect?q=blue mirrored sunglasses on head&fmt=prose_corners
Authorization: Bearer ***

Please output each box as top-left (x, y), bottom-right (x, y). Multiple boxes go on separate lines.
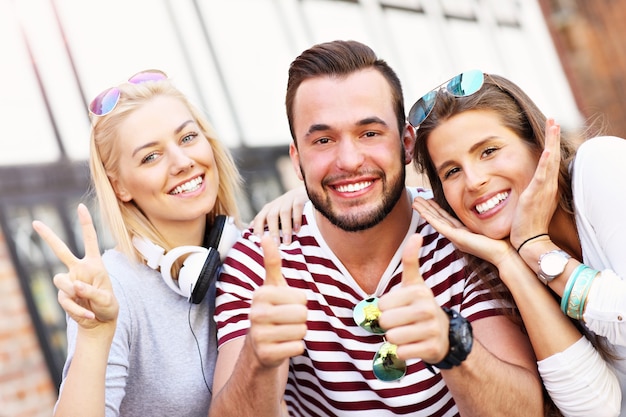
top-left (408, 69), bottom-right (484, 128)
top-left (88, 69), bottom-right (168, 116)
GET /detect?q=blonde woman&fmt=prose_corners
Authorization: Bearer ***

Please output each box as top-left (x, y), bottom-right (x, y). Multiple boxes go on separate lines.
top-left (33, 70), bottom-right (245, 416)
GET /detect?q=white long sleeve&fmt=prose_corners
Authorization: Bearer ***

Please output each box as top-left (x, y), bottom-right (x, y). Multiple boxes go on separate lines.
top-left (538, 336), bottom-right (621, 417)
top-left (571, 136), bottom-right (626, 345)
top-left (584, 270), bottom-right (626, 345)
top-left (570, 136), bottom-right (626, 415)
top-left (572, 136), bottom-right (626, 278)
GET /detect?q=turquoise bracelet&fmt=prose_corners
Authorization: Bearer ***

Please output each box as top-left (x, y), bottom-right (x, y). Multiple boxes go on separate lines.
top-left (561, 264), bottom-right (587, 315)
top-left (566, 267), bottom-right (598, 320)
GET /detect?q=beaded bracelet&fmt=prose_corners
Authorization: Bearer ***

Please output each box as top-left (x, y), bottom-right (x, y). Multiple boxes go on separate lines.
top-left (561, 264), bottom-right (598, 320)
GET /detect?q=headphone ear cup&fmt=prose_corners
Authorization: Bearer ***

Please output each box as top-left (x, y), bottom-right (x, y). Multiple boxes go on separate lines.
top-left (177, 251), bottom-right (209, 301)
top-left (161, 246), bottom-right (207, 299)
top-left (205, 215), bottom-right (240, 261)
top-left (205, 215), bottom-right (226, 248)
top-left (190, 248), bottom-right (221, 304)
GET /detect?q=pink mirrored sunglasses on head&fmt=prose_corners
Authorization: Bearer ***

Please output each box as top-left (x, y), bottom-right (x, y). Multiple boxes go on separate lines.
top-left (88, 69), bottom-right (167, 116)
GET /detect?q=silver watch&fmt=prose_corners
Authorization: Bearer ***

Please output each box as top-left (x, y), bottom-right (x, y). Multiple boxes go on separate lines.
top-left (538, 250), bottom-right (571, 285)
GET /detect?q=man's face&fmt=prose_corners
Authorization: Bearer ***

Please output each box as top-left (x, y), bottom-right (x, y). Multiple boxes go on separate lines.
top-left (289, 68), bottom-right (413, 232)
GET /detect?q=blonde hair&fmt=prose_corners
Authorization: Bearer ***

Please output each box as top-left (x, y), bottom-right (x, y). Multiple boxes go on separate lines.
top-left (88, 77), bottom-right (242, 262)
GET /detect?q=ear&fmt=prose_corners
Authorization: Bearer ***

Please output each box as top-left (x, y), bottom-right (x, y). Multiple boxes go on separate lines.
top-left (289, 142), bottom-right (304, 181)
top-left (110, 176), bottom-right (133, 202)
top-left (402, 123), bottom-right (416, 165)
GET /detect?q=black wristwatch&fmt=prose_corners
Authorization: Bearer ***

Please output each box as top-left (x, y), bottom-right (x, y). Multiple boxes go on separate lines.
top-left (425, 307), bottom-right (473, 371)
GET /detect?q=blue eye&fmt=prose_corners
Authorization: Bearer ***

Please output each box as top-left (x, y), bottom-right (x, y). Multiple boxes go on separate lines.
top-left (181, 132), bottom-right (198, 144)
top-left (141, 152), bottom-right (159, 164)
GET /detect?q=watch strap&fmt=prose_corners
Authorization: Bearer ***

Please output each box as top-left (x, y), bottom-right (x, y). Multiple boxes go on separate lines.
top-left (424, 307), bottom-right (473, 372)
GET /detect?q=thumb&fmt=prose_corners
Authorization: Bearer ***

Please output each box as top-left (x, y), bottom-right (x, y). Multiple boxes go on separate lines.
top-left (261, 235), bottom-right (287, 287)
top-left (401, 234), bottom-right (425, 287)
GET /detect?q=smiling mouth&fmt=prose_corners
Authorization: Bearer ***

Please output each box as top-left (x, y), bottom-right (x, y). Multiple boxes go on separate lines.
top-left (475, 192), bottom-right (508, 214)
top-left (334, 181), bottom-right (372, 193)
top-left (169, 176), bottom-right (203, 195)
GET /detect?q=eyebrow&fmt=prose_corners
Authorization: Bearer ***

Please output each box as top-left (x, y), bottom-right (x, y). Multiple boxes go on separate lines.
top-left (359, 116), bottom-right (388, 127)
top-left (175, 120), bottom-right (195, 134)
top-left (131, 119), bottom-right (195, 158)
top-left (304, 123), bottom-right (331, 137)
top-left (304, 116), bottom-right (388, 138)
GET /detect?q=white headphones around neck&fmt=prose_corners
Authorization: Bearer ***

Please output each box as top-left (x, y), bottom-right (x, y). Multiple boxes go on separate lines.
top-left (132, 215), bottom-right (240, 304)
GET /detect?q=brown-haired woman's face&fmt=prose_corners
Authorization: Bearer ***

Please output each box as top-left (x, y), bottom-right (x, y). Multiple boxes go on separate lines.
top-left (426, 109), bottom-right (538, 239)
top-left (109, 96), bottom-right (220, 235)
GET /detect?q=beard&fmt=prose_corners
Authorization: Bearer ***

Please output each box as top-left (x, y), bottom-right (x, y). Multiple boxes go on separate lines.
top-left (302, 164), bottom-right (406, 232)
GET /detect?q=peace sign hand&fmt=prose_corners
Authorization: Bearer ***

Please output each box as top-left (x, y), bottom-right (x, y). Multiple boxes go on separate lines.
top-left (32, 204), bottom-right (118, 331)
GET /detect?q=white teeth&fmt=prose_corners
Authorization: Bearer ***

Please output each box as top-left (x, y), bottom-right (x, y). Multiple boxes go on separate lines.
top-left (335, 181), bottom-right (371, 193)
top-left (170, 177), bottom-right (202, 195)
top-left (475, 192), bottom-right (508, 214)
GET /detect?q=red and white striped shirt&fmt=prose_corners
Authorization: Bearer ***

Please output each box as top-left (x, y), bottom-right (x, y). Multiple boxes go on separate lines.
top-left (216, 188), bottom-right (504, 417)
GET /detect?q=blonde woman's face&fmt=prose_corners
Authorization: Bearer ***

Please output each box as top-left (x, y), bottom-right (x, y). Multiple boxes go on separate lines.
top-left (110, 96), bottom-right (220, 236)
top-left (426, 109), bottom-right (538, 239)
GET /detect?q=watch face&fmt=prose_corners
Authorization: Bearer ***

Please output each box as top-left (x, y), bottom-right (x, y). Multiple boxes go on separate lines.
top-left (435, 309), bottom-right (473, 368)
top-left (459, 324), bottom-right (473, 348)
top-left (542, 251), bottom-right (569, 276)
top-left (450, 316), bottom-right (473, 352)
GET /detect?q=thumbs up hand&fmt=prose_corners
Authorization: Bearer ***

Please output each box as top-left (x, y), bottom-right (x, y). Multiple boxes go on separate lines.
top-left (247, 235), bottom-right (308, 368)
top-left (378, 234), bottom-right (450, 364)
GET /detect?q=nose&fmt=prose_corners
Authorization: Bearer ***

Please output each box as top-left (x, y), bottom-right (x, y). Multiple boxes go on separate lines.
top-left (463, 165), bottom-right (488, 191)
top-left (335, 138), bottom-right (365, 171)
top-left (169, 145), bottom-right (194, 175)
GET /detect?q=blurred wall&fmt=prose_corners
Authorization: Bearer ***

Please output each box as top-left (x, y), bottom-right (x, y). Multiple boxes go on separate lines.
top-left (540, 0), bottom-right (626, 137)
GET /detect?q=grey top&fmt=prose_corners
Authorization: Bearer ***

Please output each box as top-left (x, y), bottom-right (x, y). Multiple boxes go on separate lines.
top-left (56, 249), bottom-right (217, 416)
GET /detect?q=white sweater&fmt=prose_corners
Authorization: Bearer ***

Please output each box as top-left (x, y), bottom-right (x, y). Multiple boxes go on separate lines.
top-left (573, 135), bottom-right (626, 415)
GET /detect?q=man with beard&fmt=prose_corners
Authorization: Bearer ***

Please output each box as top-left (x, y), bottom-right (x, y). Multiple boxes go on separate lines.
top-left (209, 40), bottom-right (543, 417)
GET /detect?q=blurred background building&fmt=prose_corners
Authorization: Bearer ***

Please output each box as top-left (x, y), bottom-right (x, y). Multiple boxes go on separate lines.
top-left (0, 0), bottom-right (623, 415)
